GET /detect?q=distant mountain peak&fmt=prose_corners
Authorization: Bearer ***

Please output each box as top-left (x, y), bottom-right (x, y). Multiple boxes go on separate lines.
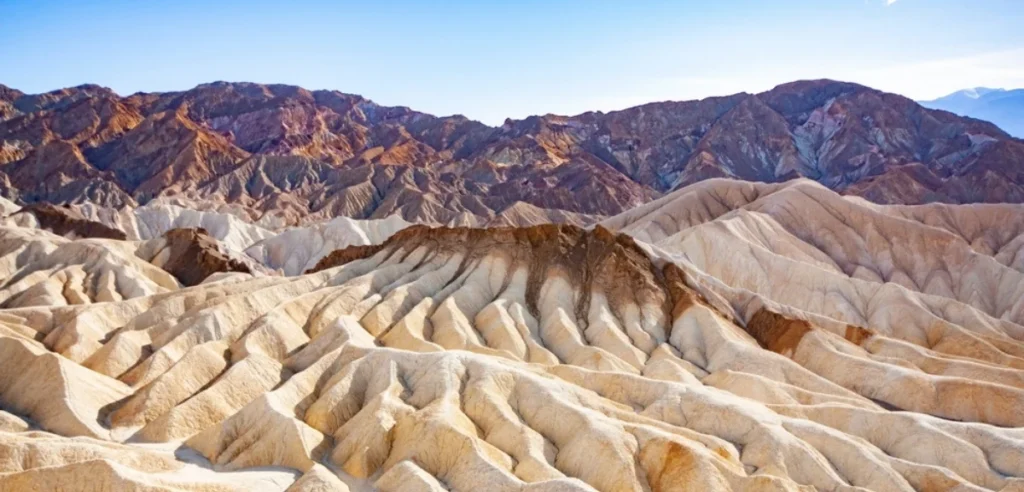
top-left (920, 86), bottom-right (1023, 137)
top-left (960, 87), bottom-right (1003, 99)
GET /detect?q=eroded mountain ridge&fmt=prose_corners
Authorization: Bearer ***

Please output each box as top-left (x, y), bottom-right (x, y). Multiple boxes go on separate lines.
top-left (3, 79), bottom-right (1022, 228)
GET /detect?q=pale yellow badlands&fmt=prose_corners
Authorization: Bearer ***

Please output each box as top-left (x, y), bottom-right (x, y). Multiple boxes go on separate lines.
top-left (0, 179), bottom-right (1023, 491)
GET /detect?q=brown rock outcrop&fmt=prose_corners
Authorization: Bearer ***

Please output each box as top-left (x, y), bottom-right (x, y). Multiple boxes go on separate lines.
top-left (11, 202), bottom-right (127, 240)
top-left (306, 244), bottom-right (386, 273)
top-left (147, 228), bottom-right (252, 286)
top-left (744, 308), bottom-right (813, 355)
top-left (308, 223), bottom-right (677, 323)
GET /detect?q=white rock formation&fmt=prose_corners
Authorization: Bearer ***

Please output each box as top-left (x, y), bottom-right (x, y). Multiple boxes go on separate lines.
top-left (130, 204), bottom-right (277, 252)
top-left (244, 215), bottom-right (412, 276)
top-left (74, 199), bottom-right (281, 247)
top-left (0, 226), bottom-right (179, 308)
top-left (0, 196), bottom-right (19, 217)
top-left (0, 179), bottom-right (1021, 491)
top-left (72, 202), bottom-right (413, 276)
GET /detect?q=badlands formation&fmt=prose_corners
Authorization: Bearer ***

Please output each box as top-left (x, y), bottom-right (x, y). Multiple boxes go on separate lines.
top-left (5, 78), bottom-right (1024, 225)
top-left (0, 178), bottom-right (1023, 491)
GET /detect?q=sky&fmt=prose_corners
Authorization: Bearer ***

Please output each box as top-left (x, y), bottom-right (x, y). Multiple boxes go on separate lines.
top-left (2, 0), bottom-right (1023, 124)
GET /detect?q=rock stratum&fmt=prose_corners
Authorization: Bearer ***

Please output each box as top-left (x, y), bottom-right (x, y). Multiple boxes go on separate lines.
top-left (3, 78), bottom-right (1024, 229)
top-left (0, 178), bottom-right (1023, 490)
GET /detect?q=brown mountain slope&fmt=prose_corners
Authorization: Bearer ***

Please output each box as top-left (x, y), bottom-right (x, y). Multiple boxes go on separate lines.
top-left (84, 106), bottom-right (250, 199)
top-left (6, 202), bottom-right (127, 240)
top-left (1, 79), bottom-right (1022, 225)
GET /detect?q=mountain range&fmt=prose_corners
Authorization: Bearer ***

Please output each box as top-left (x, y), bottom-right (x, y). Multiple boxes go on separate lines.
top-left (920, 87), bottom-right (1024, 138)
top-left (3, 78), bottom-right (1024, 491)
top-left (2, 79), bottom-right (1023, 226)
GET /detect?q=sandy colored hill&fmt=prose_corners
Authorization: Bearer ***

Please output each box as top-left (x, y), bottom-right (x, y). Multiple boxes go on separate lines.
top-left (243, 214), bottom-right (412, 276)
top-left (0, 179), bottom-right (1022, 490)
top-left (56, 199), bottom-right (586, 276)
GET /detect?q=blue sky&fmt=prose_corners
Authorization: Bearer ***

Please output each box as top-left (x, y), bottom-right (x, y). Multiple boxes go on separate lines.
top-left (2, 0), bottom-right (1023, 124)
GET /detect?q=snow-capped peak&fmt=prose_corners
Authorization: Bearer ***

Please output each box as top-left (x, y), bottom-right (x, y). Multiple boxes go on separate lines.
top-left (960, 87), bottom-right (1003, 99)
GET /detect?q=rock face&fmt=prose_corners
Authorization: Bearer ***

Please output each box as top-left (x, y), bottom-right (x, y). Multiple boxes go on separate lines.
top-left (1, 179), bottom-right (1024, 490)
top-left (244, 214), bottom-right (412, 276)
top-left (6, 202), bottom-right (128, 240)
top-left (305, 244), bottom-right (389, 273)
top-left (2, 79), bottom-right (1023, 229)
top-left (136, 228), bottom-right (253, 286)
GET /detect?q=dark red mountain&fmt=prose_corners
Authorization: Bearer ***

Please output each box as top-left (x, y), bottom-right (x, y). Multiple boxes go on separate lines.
top-left (1, 79), bottom-right (1020, 224)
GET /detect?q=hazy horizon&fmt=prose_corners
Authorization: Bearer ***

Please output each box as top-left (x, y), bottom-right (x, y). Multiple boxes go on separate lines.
top-left (4, 0), bottom-right (1024, 125)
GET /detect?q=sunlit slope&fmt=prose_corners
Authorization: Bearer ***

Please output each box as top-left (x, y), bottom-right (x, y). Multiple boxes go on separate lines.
top-left (0, 181), bottom-right (1022, 490)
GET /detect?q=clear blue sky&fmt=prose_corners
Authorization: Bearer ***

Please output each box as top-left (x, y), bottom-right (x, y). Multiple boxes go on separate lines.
top-left (2, 0), bottom-right (1023, 124)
